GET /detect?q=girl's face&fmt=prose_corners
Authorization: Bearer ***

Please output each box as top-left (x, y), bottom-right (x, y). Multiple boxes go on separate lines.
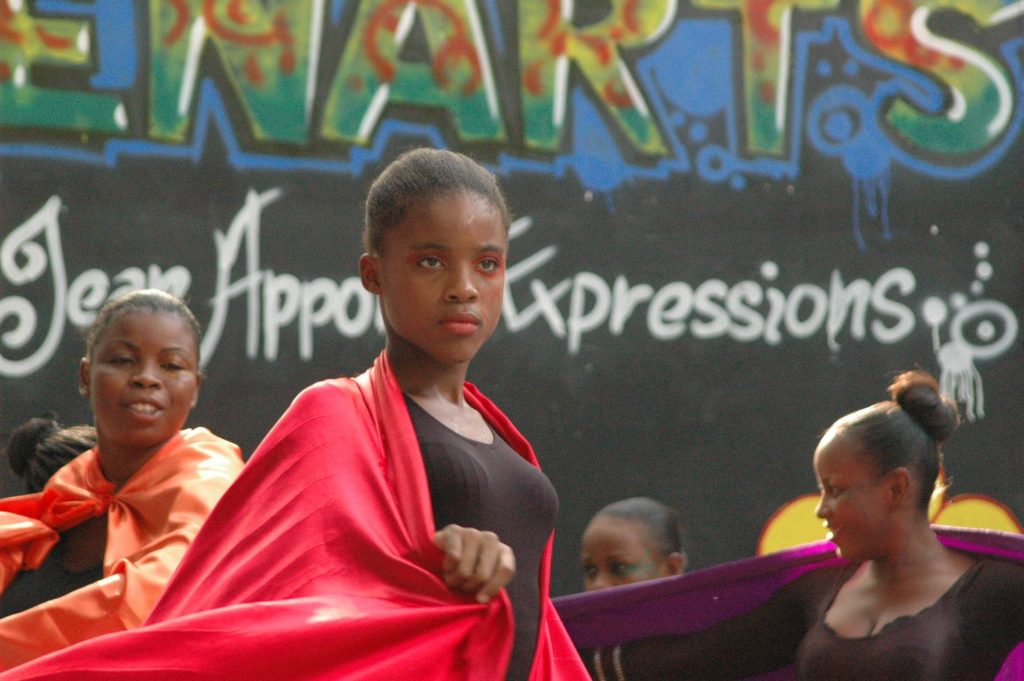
top-left (813, 430), bottom-right (893, 561)
top-left (580, 515), bottom-right (681, 591)
top-left (79, 311), bottom-right (201, 478)
top-left (360, 190), bottom-right (507, 369)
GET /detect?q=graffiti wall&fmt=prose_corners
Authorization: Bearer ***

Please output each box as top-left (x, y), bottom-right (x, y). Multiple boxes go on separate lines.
top-left (1, 0), bottom-right (1021, 596)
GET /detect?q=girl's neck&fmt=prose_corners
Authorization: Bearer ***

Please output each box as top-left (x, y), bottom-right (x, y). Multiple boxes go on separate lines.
top-left (387, 343), bottom-right (469, 404)
top-left (869, 517), bottom-right (946, 583)
top-left (97, 439), bottom-right (167, 490)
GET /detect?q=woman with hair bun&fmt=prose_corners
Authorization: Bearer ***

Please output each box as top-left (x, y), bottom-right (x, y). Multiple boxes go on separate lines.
top-left (5, 416), bottom-right (96, 495)
top-left (587, 370), bottom-right (1024, 680)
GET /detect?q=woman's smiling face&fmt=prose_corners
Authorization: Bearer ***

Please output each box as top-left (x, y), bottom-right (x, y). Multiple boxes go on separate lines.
top-left (814, 430), bottom-right (892, 560)
top-left (80, 310), bottom-right (201, 482)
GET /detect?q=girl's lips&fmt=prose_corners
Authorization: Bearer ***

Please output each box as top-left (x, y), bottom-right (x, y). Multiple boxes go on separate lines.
top-left (442, 320), bottom-right (480, 336)
top-left (123, 401), bottom-right (164, 420)
top-left (441, 314), bottom-right (480, 336)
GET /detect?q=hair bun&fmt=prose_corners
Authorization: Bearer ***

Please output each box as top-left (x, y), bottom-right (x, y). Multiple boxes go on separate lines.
top-left (888, 370), bottom-right (960, 442)
top-left (6, 416), bottom-right (59, 477)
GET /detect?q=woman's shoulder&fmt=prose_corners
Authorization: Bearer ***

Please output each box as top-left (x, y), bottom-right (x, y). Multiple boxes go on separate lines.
top-left (272, 377), bottom-right (379, 442)
top-left (179, 427), bottom-right (242, 460)
top-left (953, 558), bottom-right (1024, 651)
top-left (45, 447), bottom-right (101, 487)
top-left (969, 558), bottom-right (1024, 591)
top-left (120, 429), bottom-right (242, 496)
top-left (289, 377), bottom-right (365, 416)
top-left (952, 557), bottom-right (1024, 620)
top-left (771, 561), bottom-right (860, 615)
top-left (245, 376), bottom-right (378, 463)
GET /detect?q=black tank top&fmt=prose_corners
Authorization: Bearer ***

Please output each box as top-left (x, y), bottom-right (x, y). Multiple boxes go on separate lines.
top-left (0, 542), bottom-right (103, 617)
top-left (405, 396), bottom-right (559, 681)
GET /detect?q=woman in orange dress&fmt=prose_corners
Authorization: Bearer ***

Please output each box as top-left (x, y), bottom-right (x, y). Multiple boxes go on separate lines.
top-left (0, 289), bottom-right (243, 668)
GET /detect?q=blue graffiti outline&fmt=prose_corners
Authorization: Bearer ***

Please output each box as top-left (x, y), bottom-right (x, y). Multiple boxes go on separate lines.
top-left (797, 19), bottom-right (1024, 247)
top-left (0, 11), bottom-right (1020, 191)
top-left (799, 18), bottom-right (1024, 180)
top-left (481, 0), bottom-right (506, 57)
top-left (329, 0), bottom-right (347, 25)
top-left (0, 79), bottom-right (447, 174)
top-left (33, 0), bottom-right (138, 90)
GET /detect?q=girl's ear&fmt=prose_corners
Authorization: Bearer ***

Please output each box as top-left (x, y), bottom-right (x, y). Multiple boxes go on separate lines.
top-left (190, 373), bottom-right (203, 409)
top-left (885, 467), bottom-right (912, 507)
top-left (665, 551), bottom-right (687, 576)
top-left (360, 253), bottom-right (381, 294)
top-left (78, 357), bottom-right (91, 397)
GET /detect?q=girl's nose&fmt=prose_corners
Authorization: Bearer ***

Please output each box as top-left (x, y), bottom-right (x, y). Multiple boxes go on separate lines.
top-left (446, 265), bottom-right (479, 302)
top-left (587, 572), bottom-right (612, 592)
top-left (815, 494), bottom-right (829, 519)
top-left (131, 361), bottom-right (162, 388)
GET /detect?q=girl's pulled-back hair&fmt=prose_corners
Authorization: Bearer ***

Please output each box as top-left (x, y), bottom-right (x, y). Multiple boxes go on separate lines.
top-left (839, 370), bottom-right (960, 511)
top-left (595, 496), bottom-right (685, 557)
top-left (363, 147), bottom-right (511, 254)
top-left (85, 289), bottom-right (201, 363)
top-left (5, 415), bottom-right (97, 493)
top-left (888, 371), bottom-right (960, 442)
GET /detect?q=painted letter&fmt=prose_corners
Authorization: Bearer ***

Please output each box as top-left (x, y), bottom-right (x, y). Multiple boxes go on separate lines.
top-left (694, 0), bottom-right (840, 154)
top-left (518, 0), bottom-right (675, 155)
top-left (322, 0), bottom-right (503, 143)
top-left (860, 0), bottom-right (1016, 154)
top-left (0, 4), bottom-right (124, 132)
top-left (149, 0), bottom-right (322, 143)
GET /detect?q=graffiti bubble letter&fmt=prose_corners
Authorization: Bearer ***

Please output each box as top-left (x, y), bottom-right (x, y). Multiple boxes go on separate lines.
top-left (518, 0), bottom-right (675, 155)
top-left (149, 0), bottom-right (322, 144)
top-left (322, 0), bottom-right (504, 144)
top-left (0, 3), bottom-right (125, 133)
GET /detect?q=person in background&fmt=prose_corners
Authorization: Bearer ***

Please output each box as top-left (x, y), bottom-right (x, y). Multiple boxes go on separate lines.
top-left (0, 149), bottom-right (589, 681)
top-left (588, 370), bottom-right (1024, 680)
top-left (581, 497), bottom-right (687, 592)
top-left (0, 289), bottom-right (243, 669)
top-left (5, 416), bottom-right (96, 495)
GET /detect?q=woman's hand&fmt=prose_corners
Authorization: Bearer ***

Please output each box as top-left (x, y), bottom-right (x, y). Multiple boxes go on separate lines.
top-left (433, 524), bottom-right (516, 603)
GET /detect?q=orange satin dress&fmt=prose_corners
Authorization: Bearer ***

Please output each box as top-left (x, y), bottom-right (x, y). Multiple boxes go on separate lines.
top-left (0, 427), bottom-right (242, 668)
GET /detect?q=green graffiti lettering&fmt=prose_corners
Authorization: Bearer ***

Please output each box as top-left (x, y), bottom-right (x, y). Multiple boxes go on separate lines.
top-left (322, 0), bottom-right (503, 144)
top-left (149, 0), bottom-right (319, 144)
top-left (695, 0), bottom-right (840, 155)
top-left (518, 0), bottom-right (674, 155)
top-left (0, 4), bottom-right (124, 132)
top-left (861, 0), bottom-right (1016, 154)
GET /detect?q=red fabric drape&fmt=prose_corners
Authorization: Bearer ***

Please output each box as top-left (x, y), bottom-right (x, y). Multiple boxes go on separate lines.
top-left (0, 352), bottom-right (587, 680)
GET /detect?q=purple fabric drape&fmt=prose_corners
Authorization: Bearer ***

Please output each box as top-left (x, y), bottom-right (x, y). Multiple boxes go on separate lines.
top-left (553, 526), bottom-right (1024, 680)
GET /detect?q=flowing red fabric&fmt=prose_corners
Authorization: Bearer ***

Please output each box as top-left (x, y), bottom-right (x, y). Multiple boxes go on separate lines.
top-left (0, 428), bottom-right (243, 668)
top-left (0, 352), bottom-right (588, 680)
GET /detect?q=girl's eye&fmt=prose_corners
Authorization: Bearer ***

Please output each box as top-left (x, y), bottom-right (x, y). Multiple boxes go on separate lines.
top-left (582, 564), bottom-right (598, 580)
top-left (418, 255), bottom-right (443, 269)
top-left (163, 363), bottom-right (185, 372)
top-left (109, 356), bottom-right (134, 365)
top-left (609, 561), bottom-right (632, 577)
top-left (479, 258), bottom-right (503, 273)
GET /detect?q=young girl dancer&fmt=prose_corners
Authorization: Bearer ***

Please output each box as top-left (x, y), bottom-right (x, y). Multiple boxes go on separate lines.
top-left (0, 149), bottom-right (587, 680)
